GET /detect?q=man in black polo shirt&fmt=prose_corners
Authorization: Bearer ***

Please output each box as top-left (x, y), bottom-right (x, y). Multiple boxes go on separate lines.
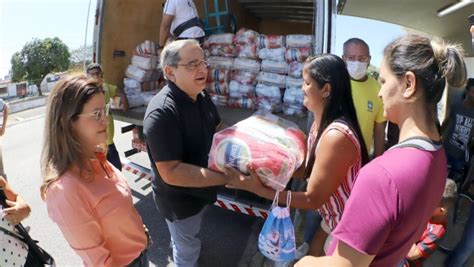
top-left (143, 39), bottom-right (228, 266)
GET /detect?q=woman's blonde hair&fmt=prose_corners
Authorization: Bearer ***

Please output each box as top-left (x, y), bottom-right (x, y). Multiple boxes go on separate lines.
top-left (383, 34), bottom-right (467, 105)
top-left (40, 74), bottom-right (104, 199)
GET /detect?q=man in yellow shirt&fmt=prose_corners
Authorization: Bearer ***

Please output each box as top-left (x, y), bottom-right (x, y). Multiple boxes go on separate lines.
top-left (342, 38), bottom-right (386, 157)
top-left (86, 63), bottom-right (129, 170)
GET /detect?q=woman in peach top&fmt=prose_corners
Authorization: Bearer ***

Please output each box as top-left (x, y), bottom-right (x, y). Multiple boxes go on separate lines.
top-left (40, 75), bottom-right (149, 266)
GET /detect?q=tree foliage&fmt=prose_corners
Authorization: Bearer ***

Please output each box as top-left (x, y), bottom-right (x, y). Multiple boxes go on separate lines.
top-left (70, 44), bottom-right (93, 66)
top-left (10, 37), bottom-right (70, 94)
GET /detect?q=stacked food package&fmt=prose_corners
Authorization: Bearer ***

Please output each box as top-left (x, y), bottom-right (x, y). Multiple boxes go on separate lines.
top-left (204, 34), bottom-right (235, 107)
top-left (256, 34), bottom-right (287, 112)
top-left (283, 35), bottom-right (313, 116)
top-left (124, 40), bottom-right (163, 108)
top-left (204, 29), bottom-right (313, 117)
top-left (208, 112), bottom-right (306, 191)
top-left (229, 28), bottom-right (260, 109)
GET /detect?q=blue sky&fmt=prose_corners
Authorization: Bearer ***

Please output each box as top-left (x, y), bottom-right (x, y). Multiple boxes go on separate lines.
top-left (0, 0), bottom-right (404, 79)
top-left (0, 0), bottom-right (97, 78)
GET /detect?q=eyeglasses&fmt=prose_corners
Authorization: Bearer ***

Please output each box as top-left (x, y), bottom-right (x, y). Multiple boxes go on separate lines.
top-left (343, 55), bottom-right (370, 62)
top-left (76, 105), bottom-right (110, 122)
top-left (176, 60), bottom-right (209, 71)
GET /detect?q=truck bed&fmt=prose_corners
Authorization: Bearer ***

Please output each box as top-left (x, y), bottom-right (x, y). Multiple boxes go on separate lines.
top-left (112, 105), bottom-right (310, 132)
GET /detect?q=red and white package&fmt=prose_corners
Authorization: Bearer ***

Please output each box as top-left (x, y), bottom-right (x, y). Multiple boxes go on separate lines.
top-left (209, 94), bottom-right (229, 107)
top-left (228, 97), bottom-right (256, 110)
top-left (258, 47), bottom-right (286, 61)
top-left (288, 62), bottom-right (304, 78)
top-left (286, 34), bottom-right (313, 48)
top-left (257, 72), bottom-right (287, 88)
top-left (236, 44), bottom-right (258, 59)
top-left (206, 81), bottom-right (229, 95)
top-left (207, 44), bottom-right (236, 57)
top-left (232, 58), bottom-right (261, 74)
top-left (207, 33), bottom-right (235, 45)
top-left (283, 103), bottom-right (306, 117)
top-left (229, 80), bottom-right (255, 98)
top-left (234, 28), bottom-right (259, 45)
top-left (285, 47), bottom-right (312, 62)
top-left (286, 77), bottom-right (304, 88)
top-left (131, 55), bottom-right (159, 70)
top-left (283, 87), bottom-right (304, 105)
top-left (208, 56), bottom-right (234, 70)
top-left (135, 40), bottom-right (157, 55)
top-left (207, 68), bottom-right (230, 83)
top-left (257, 35), bottom-right (285, 49)
top-left (208, 112), bottom-right (306, 191)
top-left (231, 71), bottom-right (257, 85)
top-left (261, 60), bottom-right (288, 75)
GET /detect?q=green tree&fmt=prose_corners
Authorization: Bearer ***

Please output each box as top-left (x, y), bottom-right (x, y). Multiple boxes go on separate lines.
top-left (367, 64), bottom-right (380, 80)
top-left (70, 44), bottom-right (93, 67)
top-left (10, 37), bottom-right (70, 95)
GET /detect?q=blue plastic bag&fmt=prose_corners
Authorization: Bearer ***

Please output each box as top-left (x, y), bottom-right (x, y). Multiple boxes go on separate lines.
top-left (258, 191), bottom-right (296, 262)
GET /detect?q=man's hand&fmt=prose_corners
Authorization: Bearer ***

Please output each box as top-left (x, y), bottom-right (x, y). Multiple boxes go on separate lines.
top-left (224, 165), bottom-right (267, 196)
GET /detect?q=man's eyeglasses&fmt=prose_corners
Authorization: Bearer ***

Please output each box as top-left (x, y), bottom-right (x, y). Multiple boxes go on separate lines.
top-left (176, 60), bottom-right (209, 71)
top-left (343, 55), bottom-right (370, 62)
top-left (76, 105), bottom-right (110, 122)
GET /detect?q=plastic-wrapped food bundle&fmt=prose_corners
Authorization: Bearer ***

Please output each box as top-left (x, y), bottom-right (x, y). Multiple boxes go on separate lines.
top-left (257, 72), bottom-right (287, 88)
top-left (208, 56), bottom-right (234, 70)
top-left (286, 77), bottom-right (304, 88)
top-left (283, 103), bottom-right (306, 117)
top-left (135, 40), bottom-right (157, 55)
top-left (288, 62), bottom-right (304, 78)
top-left (286, 34), bottom-right (313, 48)
top-left (256, 84), bottom-right (283, 113)
top-left (258, 48), bottom-right (286, 61)
top-left (286, 47), bottom-right (311, 62)
top-left (257, 35), bottom-right (285, 49)
top-left (283, 87), bottom-right (304, 106)
top-left (206, 81), bottom-right (229, 96)
top-left (255, 83), bottom-right (283, 99)
top-left (207, 44), bottom-right (236, 57)
top-left (234, 28), bottom-right (259, 45)
top-left (210, 94), bottom-right (229, 107)
top-left (208, 68), bottom-right (230, 83)
top-left (257, 97), bottom-right (283, 113)
top-left (131, 55), bottom-right (159, 70)
top-left (228, 96), bottom-right (256, 110)
top-left (231, 71), bottom-right (257, 85)
top-left (229, 80), bottom-right (255, 98)
top-left (261, 60), bottom-right (289, 75)
top-left (208, 112), bottom-right (306, 191)
top-left (236, 44), bottom-right (258, 59)
top-left (123, 78), bottom-right (145, 108)
top-left (233, 58), bottom-right (261, 74)
top-left (207, 33), bottom-right (235, 45)
top-left (125, 65), bottom-right (153, 82)
top-left (124, 78), bottom-right (141, 95)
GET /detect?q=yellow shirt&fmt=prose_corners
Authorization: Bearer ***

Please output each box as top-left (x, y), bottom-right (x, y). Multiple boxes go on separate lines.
top-left (351, 76), bottom-right (385, 152)
top-left (103, 83), bottom-right (117, 145)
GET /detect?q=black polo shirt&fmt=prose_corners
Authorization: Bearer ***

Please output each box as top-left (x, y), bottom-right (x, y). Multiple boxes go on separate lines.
top-left (143, 81), bottom-right (220, 221)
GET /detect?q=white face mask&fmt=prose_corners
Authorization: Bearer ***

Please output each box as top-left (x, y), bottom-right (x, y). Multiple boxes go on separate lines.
top-left (346, 61), bottom-right (368, 80)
